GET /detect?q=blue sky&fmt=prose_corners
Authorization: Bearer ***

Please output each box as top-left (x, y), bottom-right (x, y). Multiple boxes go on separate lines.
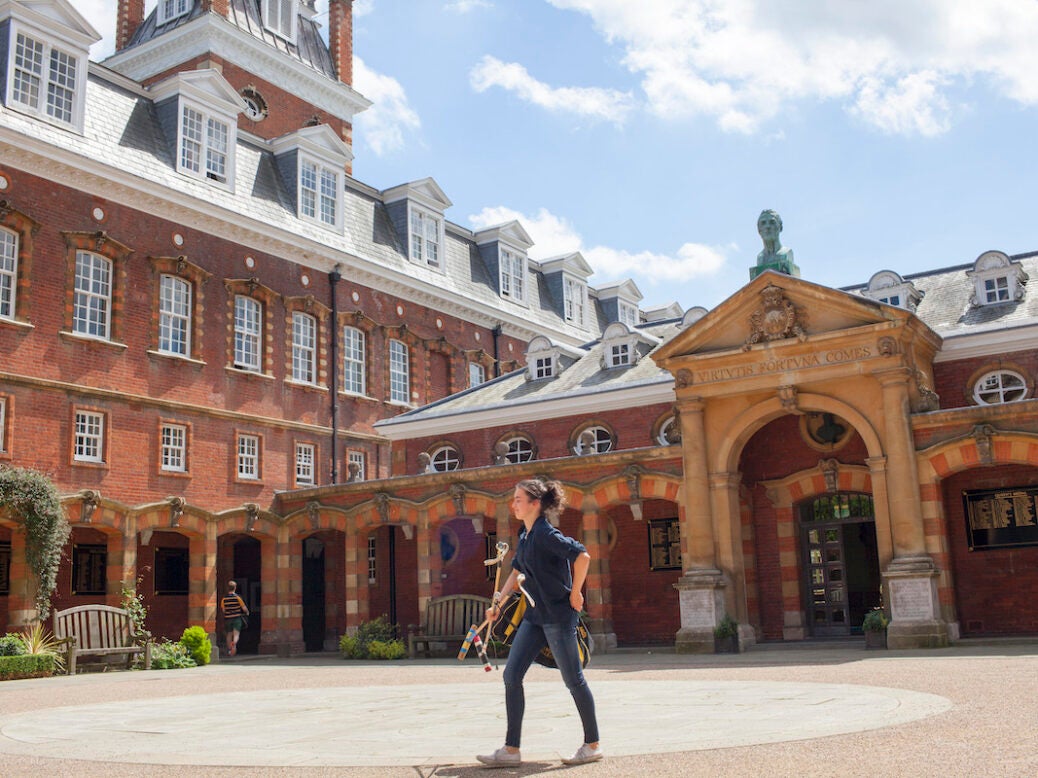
top-left (80, 1), bottom-right (1038, 312)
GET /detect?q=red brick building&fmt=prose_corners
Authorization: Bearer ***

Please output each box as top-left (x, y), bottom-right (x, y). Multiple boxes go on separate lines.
top-left (0, 0), bottom-right (644, 653)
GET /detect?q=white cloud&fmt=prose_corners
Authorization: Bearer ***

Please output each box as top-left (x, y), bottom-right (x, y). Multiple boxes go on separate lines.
top-left (445, 0), bottom-right (493, 11)
top-left (468, 205), bottom-right (726, 285)
top-left (470, 55), bottom-right (635, 124)
top-left (540, 0), bottom-right (1038, 136)
top-left (353, 57), bottom-right (421, 156)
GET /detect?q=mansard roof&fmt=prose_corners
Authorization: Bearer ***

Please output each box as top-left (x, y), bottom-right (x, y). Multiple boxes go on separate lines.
top-left (125, 0), bottom-right (337, 80)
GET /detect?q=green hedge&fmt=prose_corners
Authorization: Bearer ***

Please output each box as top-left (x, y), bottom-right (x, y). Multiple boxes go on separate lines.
top-left (0, 653), bottom-right (56, 681)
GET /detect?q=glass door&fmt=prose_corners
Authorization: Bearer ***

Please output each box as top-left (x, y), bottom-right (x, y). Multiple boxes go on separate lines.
top-left (803, 523), bottom-right (849, 636)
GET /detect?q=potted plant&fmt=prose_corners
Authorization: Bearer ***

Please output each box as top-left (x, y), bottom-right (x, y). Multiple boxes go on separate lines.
top-left (862, 608), bottom-right (889, 649)
top-left (713, 614), bottom-right (739, 654)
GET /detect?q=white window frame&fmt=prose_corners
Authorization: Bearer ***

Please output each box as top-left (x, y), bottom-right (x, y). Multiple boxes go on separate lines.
top-left (982, 276), bottom-right (1010, 304)
top-left (389, 339), bottom-right (410, 404)
top-left (159, 275), bottom-right (192, 356)
top-left (233, 295), bottom-right (262, 372)
top-left (657, 415), bottom-right (680, 446)
top-left (500, 247), bottom-right (526, 303)
top-left (73, 251), bottom-right (112, 340)
top-left (503, 436), bottom-right (534, 464)
top-left (608, 342), bottom-right (632, 368)
top-left (342, 326), bottom-right (366, 395)
top-left (469, 362), bottom-right (485, 388)
top-left (291, 312), bottom-right (317, 384)
top-left (534, 355), bottom-right (555, 380)
top-left (0, 228), bottom-right (17, 320)
top-left (178, 100), bottom-right (233, 187)
top-left (299, 154), bottom-right (341, 230)
top-left (968, 252), bottom-right (1027, 307)
top-left (262, 0), bottom-right (298, 42)
top-left (347, 450), bottom-right (366, 481)
top-left (295, 442), bottom-right (316, 487)
top-left (237, 434), bottom-right (260, 480)
top-left (430, 445), bottom-right (461, 472)
top-left (618, 300), bottom-right (639, 328)
top-left (564, 276), bottom-right (588, 327)
top-left (574, 425), bottom-right (613, 455)
top-left (7, 26), bottom-right (85, 129)
top-left (74, 410), bottom-right (105, 463)
top-left (409, 206), bottom-right (443, 269)
top-left (973, 370), bottom-right (1028, 405)
top-left (158, 0), bottom-right (192, 24)
top-left (160, 423), bottom-right (187, 472)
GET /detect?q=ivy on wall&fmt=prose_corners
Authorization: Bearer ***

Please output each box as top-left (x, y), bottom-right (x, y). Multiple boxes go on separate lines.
top-left (0, 466), bottom-right (71, 617)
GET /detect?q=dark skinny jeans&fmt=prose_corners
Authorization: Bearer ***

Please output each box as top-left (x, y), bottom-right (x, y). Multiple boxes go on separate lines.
top-left (502, 612), bottom-right (599, 748)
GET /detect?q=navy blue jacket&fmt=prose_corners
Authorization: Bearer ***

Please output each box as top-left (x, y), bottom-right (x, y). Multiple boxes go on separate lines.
top-left (512, 515), bottom-right (586, 625)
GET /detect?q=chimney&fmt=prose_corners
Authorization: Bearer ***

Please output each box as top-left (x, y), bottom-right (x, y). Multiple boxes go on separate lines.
top-left (203, 0), bottom-right (231, 16)
top-left (328, 0), bottom-right (354, 86)
top-left (115, 0), bottom-right (145, 51)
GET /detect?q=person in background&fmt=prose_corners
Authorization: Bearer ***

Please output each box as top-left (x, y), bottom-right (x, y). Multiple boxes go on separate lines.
top-left (220, 580), bottom-right (249, 657)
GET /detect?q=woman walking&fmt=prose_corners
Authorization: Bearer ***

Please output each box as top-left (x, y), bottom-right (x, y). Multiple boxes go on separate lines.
top-left (477, 479), bottom-right (602, 767)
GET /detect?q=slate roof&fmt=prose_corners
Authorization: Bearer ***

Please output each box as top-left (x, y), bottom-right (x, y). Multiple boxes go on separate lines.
top-left (842, 252), bottom-right (1038, 340)
top-left (127, 0), bottom-right (337, 80)
top-left (376, 319), bottom-right (681, 428)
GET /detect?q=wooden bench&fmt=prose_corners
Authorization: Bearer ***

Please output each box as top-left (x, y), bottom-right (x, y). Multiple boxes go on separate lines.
top-left (52, 604), bottom-right (153, 674)
top-left (408, 594), bottom-right (492, 658)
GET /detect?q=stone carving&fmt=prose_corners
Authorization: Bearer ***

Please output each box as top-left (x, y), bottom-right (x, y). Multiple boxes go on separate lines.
top-left (576, 430), bottom-right (597, 456)
top-left (374, 492), bottom-right (390, 523)
top-left (244, 503), bottom-right (259, 531)
top-left (750, 210), bottom-right (799, 279)
top-left (913, 369), bottom-right (940, 412)
top-left (492, 441), bottom-right (510, 465)
top-left (971, 424), bottom-right (997, 465)
top-left (417, 452), bottom-right (435, 474)
top-left (346, 461), bottom-right (362, 482)
top-left (878, 336), bottom-right (898, 356)
top-left (778, 385), bottom-right (799, 413)
top-left (450, 483), bottom-right (467, 515)
top-left (168, 496), bottom-right (185, 528)
top-left (675, 368), bottom-right (693, 389)
top-left (307, 500), bottom-right (321, 530)
top-left (79, 489), bottom-right (100, 523)
top-left (624, 465), bottom-right (642, 504)
top-left (819, 458), bottom-right (839, 493)
top-left (743, 285), bottom-right (807, 350)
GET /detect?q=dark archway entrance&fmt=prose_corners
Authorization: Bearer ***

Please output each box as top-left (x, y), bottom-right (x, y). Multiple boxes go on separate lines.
top-left (225, 535), bottom-right (262, 654)
top-left (302, 536), bottom-right (326, 652)
top-left (799, 493), bottom-right (882, 636)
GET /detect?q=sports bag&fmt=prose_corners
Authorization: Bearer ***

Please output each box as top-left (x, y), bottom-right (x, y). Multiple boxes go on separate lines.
top-left (493, 592), bottom-right (593, 669)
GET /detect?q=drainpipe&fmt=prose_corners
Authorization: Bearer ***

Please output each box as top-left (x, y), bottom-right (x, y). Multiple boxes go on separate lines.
top-left (492, 324), bottom-right (503, 377)
top-left (329, 264), bottom-right (342, 483)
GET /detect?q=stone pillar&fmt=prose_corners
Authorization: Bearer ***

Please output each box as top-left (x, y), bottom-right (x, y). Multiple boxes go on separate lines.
top-left (195, 523), bottom-right (218, 649)
top-left (876, 368), bottom-right (948, 648)
top-left (344, 525), bottom-right (367, 629)
top-left (711, 472), bottom-right (755, 649)
top-left (415, 509), bottom-right (434, 613)
top-left (673, 397), bottom-right (726, 652)
top-left (275, 527), bottom-right (301, 657)
top-left (580, 498), bottom-right (616, 650)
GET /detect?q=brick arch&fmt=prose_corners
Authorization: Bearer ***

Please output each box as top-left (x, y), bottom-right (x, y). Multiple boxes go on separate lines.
top-left (283, 505), bottom-right (351, 537)
top-left (585, 471), bottom-right (683, 513)
top-left (917, 429), bottom-right (1038, 484)
top-left (212, 508), bottom-right (280, 538)
top-left (716, 393), bottom-right (883, 474)
top-left (135, 503), bottom-right (210, 538)
top-left (60, 494), bottom-right (133, 534)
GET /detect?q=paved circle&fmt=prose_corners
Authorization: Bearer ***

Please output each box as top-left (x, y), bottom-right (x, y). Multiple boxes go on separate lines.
top-left (0, 678), bottom-right (950, 767)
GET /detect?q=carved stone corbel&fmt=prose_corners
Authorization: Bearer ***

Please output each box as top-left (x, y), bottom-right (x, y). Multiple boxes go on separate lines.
top-left (79, 489), bottom-right (100, 523)
top-left (778, 385), bottom-right (799, 413)
top-left (307, 500), bottom-right (321, 530)
top-left (675, 369), bottom-right (693, 389)
top-left (819, 458), bottom-right (839, 493)
top-left (168, 496), bottom-right (185, 528)
top-left (244, 503), bottom-right (259, 531)
top-left (449, 483), bottom-right (467, 515)
top-left (971, 424), bottom-right (997, 465)
top-left (374, 492), bottom-right (390, 523)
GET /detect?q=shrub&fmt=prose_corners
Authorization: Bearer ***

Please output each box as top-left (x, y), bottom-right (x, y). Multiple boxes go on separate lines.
top-left (366, 639), bottom-right (407, 660)
top-left (180, 626), bottom-right (212, 666)
top-left (862, 608), bottom-right (889, 633)
top-left (340, 616), bottom-right (404, 660)
top-left (151, 640), bottom-right (197, 670)
top-left (714, 614), bottom-right (739, 639)
top-left (0, 634), bottom-right (26, 657)
top-left (18, 622), bottom-right (66, 673)
top-left (0, 653), bottom-right (56, 681)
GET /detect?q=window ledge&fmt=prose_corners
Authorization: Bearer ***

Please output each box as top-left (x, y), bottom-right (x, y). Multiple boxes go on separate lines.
top-left (225, 366), bottom-right (275, 381)
top-left (71, 459), bottom-right (108, 470)
top-left (285, 379), bottom-right (328, 393)
top-left (147, 350), bottom-right (207, 367)
top-left (0, 317), bottom-right (34, 333)
top-left (386, 400), bottom-right (416, 410)
top-left (338, 390), bottom-right (380, 405)
top-left (158, 469), bottom-right (191, 479)
top-left (59, 331), bottom-right (128, 352)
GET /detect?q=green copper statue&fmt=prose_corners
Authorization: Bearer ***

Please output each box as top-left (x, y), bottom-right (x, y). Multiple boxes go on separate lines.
top-left (750, 209), bottom-right (800, 280)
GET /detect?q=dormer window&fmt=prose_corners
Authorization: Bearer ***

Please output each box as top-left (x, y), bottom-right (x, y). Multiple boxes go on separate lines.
top-left (272, 125), bottom-right (351, 234)
top-left (564, 276), bottom-right (588, 327)
top-left (861, 270), bottom-right (922, 311)
top-left (158, 0), bottom-right (192, 24)
top-left (151, 70), bottom-right (244, 192)
top-left (300, 156), bottom-right (340, 227)
top-left (608, 342), bottom-right (631, 368)
top-left (534, 354), bottom-right (555, 379)
top-left (500, 248), bottom-right (526, 303)
top-left (600, 322), bottom-right (654, 370)
top-left (8, 30), bottom-right (82, 128)
top-left (410, 207), bottom-right (442, 269)
top-left (967, 251), bottom-right (1028, 307)
top-left (526, 335), bottom-right (558, 381)
top-left (263, 0), bottom-right (298, 42)
top-left (618, 300), bottom-right (639, 328)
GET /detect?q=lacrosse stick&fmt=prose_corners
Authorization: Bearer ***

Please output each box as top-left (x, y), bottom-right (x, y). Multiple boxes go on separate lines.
top-left (483, 542), bottom-right (510, 660)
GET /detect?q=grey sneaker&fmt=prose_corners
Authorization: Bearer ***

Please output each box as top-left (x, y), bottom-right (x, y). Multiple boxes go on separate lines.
top-left (562, 743), bottom-right (604, 765)
top-left (476, 746), bottom-right (521, 768)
